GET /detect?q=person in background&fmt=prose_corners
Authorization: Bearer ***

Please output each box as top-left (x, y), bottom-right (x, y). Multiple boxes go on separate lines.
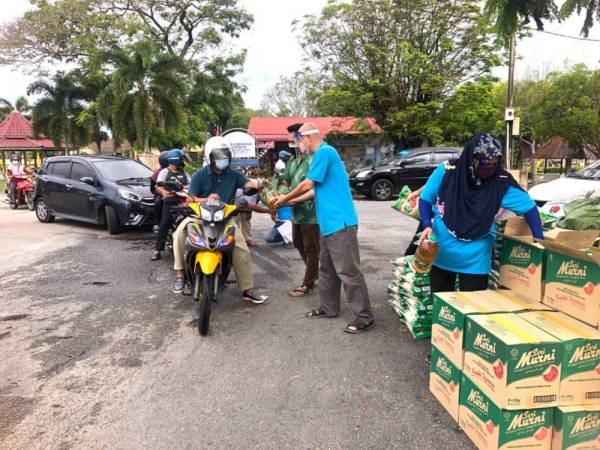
top-left (235, 184), bottom-right (275, 247)
top-left (6, 152), bottom-right (23, 200)
top-left (265, 202), bottom-right (293, 244)
top-left (280, 122), bottom-right (320, 298)
top-left (418, 133), bottom-right (544, 293)
top-left (275, 150), bottom-right (291, 174)
top-left (150, 151), bottom-right (170, 233)
top-left (151, 149), bottom-right (190, 261)
top-left (274, 123), bottom-right (374, 334)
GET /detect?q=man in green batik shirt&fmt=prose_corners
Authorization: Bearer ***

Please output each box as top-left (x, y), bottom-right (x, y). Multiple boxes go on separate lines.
top-left (280, 123), bottom-right (320, 297)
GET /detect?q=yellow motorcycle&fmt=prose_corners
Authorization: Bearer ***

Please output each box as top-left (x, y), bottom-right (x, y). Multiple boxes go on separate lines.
top-left (183, 197), bottom-right (248, 335)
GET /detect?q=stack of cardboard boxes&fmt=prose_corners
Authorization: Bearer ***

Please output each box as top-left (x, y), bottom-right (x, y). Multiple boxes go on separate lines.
top-left (429, 220), bottom-right (600, 450)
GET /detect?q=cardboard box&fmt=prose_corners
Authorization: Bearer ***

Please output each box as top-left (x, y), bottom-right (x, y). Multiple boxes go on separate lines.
top-left (459, 374), bottom-right (553, 450)
top-left (463, 313), bottom-right (561, 409)
top-left (429, 345), bottom-right (461, 422)
top-left (543, 241), bottom-right (600, 328)
top-left (432, 290), bottom-right (553, 369)
top-left (499, 218), bottom-right (598, 302)
top-left (519, 311), bottom-right (600, 406)
top-left (552, 405), bottom-right (600, 450)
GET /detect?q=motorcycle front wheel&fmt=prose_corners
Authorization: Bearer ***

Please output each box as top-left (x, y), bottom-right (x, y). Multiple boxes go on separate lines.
top-left (198, 273), bottom-right (214, 336)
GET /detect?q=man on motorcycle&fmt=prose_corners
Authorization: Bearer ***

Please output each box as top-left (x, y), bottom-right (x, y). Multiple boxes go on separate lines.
top-left (152, 149), bottom-right (190, 261)
top-left (171, 138), bottom-right (267, 304)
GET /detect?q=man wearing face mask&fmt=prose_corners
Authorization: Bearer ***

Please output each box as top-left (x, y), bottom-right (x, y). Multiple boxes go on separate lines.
top-left (170, 138), bottom-right (267, 304)
top-left (278, 123), bottom-right (320, 297)
top-left (418, 133), bottom-right (544, 294)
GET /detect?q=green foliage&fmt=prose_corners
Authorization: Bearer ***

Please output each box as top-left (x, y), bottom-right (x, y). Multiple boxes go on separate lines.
top-left (0, 96), bottom-right (31, 121)
top-left (27, 72), bottom-right (90, 151)
top-left (261, 72), bottom-right (320, 116)
top-left (299, 0), bottom-right (501, 147)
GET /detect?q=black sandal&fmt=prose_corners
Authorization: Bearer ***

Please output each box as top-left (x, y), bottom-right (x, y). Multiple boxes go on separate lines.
top-left (305, 306), bottom-right (333, 318)
top-left (343, 319), bottom-right (374, 334)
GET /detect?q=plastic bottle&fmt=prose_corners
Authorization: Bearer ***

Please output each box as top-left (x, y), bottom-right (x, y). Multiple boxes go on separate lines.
top-left (412, 234), bottom-right (438, 273)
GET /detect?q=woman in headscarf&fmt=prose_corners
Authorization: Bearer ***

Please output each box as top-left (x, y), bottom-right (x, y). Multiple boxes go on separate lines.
top-left (418, 133), bottom-right (544, 293)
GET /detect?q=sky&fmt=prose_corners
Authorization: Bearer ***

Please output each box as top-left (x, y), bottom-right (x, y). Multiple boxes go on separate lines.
top-left (0, 0), bottom-right (599, 109)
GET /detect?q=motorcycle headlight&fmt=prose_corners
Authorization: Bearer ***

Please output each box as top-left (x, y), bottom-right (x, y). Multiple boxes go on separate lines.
top-left (187, 224), bottom-right (208, 248)
top-left (119, 189), bottom-right (141, 202)
top-left (217, 230), bottom-right (235, 248)
top-left (200, 207), bottom-right (212, 222)
top-left (213, 209), bottom-right (225, 222)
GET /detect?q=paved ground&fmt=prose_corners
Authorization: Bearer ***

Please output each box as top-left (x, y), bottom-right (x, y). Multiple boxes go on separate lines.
top-left (0, 198), bottom-right (474, 449)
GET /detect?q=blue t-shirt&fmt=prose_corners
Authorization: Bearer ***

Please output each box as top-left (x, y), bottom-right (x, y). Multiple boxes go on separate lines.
top-left (421, 164), bottom-right (536, 275)
top-left (188, 166), bottom-right (247, 204)
top-left (306, 142), bottom-right (358, 236)
top-left (277, 206), bottom-right (293, 221)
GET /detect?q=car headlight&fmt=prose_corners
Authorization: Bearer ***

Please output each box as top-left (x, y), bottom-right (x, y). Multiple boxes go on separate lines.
top-left (201, 207), bottom-right (212, 222)
top-left (356, 170), bottom-right (373, 179)
top-left (213, 209), bottom-right (225, 222)
top-left (118, 189), bottom-right (141, 202)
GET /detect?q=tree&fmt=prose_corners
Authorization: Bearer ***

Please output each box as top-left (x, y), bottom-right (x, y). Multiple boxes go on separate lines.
top-left (0, 0), bottom-right (253, 66)
top-left (0, 96), bottom-right (31, 121)
top-left (28, 73), bottom-right (89, 154)
top-left (260, 72), bottom-right (319, 116)
top-left (298, 0), bottom-right (501, 146)
top-left (101, 42), bottom-right (187, 152)
top-left (484, 0), bottom-right (599, 37)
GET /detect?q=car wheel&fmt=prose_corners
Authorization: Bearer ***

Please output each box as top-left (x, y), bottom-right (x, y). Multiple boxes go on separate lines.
top-left (371, 179), bottom-right (394, 201)
top-left (105, 205), bottom-right (121, 235)
top-left (35, 198), bottom-right (55, 223)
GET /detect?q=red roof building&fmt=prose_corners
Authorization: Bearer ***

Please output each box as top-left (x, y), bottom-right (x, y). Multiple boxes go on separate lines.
top-left (0, 110), bottom-right (62, 170)
top-left (248, 116), bottom-right (381, 142)
top-left (0, 111), bottom-right (58, 150)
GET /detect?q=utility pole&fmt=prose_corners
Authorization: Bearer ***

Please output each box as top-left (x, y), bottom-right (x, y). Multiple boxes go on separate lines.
top-left (505, 35), bottom-right (516, 170)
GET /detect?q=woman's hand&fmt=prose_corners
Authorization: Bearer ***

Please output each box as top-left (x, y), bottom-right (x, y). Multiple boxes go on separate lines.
top-left (419, 227), bottom-right (433, 244)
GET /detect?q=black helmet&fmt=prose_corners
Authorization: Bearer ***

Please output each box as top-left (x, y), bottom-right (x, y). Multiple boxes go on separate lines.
top-left (158, 151), bottom-right (170, 169)
top-left (208, 138), bottom-right (233, 169)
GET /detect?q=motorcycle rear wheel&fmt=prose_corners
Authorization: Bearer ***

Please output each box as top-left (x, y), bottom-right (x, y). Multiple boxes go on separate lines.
top-left (26, 192), bottom-right (34, 211)
top-left (198, 273), bottom-right (214, 336)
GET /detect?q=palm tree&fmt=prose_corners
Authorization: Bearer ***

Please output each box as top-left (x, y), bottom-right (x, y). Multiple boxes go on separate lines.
top-left (0, 96), bottom-right (31, 121)
top-left (27, 73), bottom-right (89, 155)
top-left (102, 41), bottom-right (186, 152)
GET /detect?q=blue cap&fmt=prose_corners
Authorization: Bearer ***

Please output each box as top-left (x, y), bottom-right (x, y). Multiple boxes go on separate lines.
top-left (279, 150), bottom-right (291, 159)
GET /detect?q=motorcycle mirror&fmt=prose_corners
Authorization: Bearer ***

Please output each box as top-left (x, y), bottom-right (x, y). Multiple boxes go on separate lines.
top-left (80, 177), bottom-right (95, 186)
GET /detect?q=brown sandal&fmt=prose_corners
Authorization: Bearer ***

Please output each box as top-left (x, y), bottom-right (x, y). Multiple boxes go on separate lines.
top-left (289, 285), bottom-right (313, 297)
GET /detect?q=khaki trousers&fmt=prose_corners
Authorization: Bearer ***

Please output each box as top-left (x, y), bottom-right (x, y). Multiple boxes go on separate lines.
top-left (236, 212), bottom-right (252, 242)
top-left (173, 217), bottom-right (254, 292)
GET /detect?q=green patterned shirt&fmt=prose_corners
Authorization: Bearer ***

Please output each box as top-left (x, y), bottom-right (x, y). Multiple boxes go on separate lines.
top-left (282, 153), bottom-right (317, 225)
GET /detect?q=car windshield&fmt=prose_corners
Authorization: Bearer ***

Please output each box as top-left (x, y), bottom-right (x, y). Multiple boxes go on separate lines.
top-left (93, 159), bottom-right (152, 182)
top-left (568, 161), bottom-right (600, 180)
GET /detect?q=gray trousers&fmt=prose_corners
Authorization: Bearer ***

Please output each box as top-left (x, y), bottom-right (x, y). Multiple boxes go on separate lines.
top-left (319, 226), bottom-right (373, 322)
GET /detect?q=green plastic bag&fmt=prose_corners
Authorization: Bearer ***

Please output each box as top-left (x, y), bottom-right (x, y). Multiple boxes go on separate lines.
top-left (392, 186), bottom-right (412, 211)
top-left (557, 197), bottom-right (600, 230)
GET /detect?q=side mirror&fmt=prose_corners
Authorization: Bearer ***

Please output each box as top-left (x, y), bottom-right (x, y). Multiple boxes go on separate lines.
top-left (80, 176), bottom-right (95, 186)
top-left (243, 187), bottom-right (258, 196)
top-left (399, 160), bottom-right (407, 167)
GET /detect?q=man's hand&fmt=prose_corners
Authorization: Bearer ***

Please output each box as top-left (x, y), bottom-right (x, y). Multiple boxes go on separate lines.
top-left (419, 227), bottom-right (433, 245)
top-left (208, 193), bottom-right (220, 201)
top-left (272, 194), bottom-right (287, 209)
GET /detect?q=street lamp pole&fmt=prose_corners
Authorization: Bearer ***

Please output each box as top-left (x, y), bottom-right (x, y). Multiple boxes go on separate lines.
top-left (505, 35), bottom-right (516, 170)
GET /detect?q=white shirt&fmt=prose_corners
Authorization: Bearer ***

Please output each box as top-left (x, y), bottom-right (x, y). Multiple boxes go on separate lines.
top-left (8, 162), bottom-right (24, 176)
top-left (275, 159), bottom-right (286, 173)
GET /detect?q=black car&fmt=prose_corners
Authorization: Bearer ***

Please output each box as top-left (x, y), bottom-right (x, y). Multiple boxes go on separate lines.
top-left (349, 147), bottom-right (462, 201)
top-left (34, 155), bottom-right (156, 234)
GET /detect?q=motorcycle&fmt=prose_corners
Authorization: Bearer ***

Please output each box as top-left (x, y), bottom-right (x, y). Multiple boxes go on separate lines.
top-left (177, 189), bottom-right (253, 336)
top-left (154, 180), bottom-right (191, 255)
top-left (6, 170), bottom-right (35, 210)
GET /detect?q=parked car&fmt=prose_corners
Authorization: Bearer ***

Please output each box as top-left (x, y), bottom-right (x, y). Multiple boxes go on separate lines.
top-left (349, 147), bottom-right (462, 201)
top-left (528, 160), bottom-right (600, 208)
top-left (34, 155), bottom-right (156, 234)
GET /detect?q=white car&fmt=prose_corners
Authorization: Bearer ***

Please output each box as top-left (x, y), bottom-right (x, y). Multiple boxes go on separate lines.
top-left (529, 160), bottom-right (600, 217)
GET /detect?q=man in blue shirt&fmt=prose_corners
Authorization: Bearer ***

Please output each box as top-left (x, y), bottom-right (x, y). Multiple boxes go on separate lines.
top-left (274, 123), bottom-right (373, 333)
top-left (171, 139), bottom-right (267, 304)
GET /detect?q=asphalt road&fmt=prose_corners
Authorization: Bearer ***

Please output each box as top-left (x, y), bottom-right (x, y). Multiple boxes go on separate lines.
top-left (0, 198), bottom-right (474, 449)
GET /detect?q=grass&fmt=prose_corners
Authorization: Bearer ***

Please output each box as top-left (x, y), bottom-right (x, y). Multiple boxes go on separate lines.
top-left (0, 179), bottom-right (5, 194)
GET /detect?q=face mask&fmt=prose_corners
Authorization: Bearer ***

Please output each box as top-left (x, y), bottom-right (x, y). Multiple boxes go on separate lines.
top-left (215, 159), bottom-right (229, 170)
top-left (474, 164), bottom-right (497, 179)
